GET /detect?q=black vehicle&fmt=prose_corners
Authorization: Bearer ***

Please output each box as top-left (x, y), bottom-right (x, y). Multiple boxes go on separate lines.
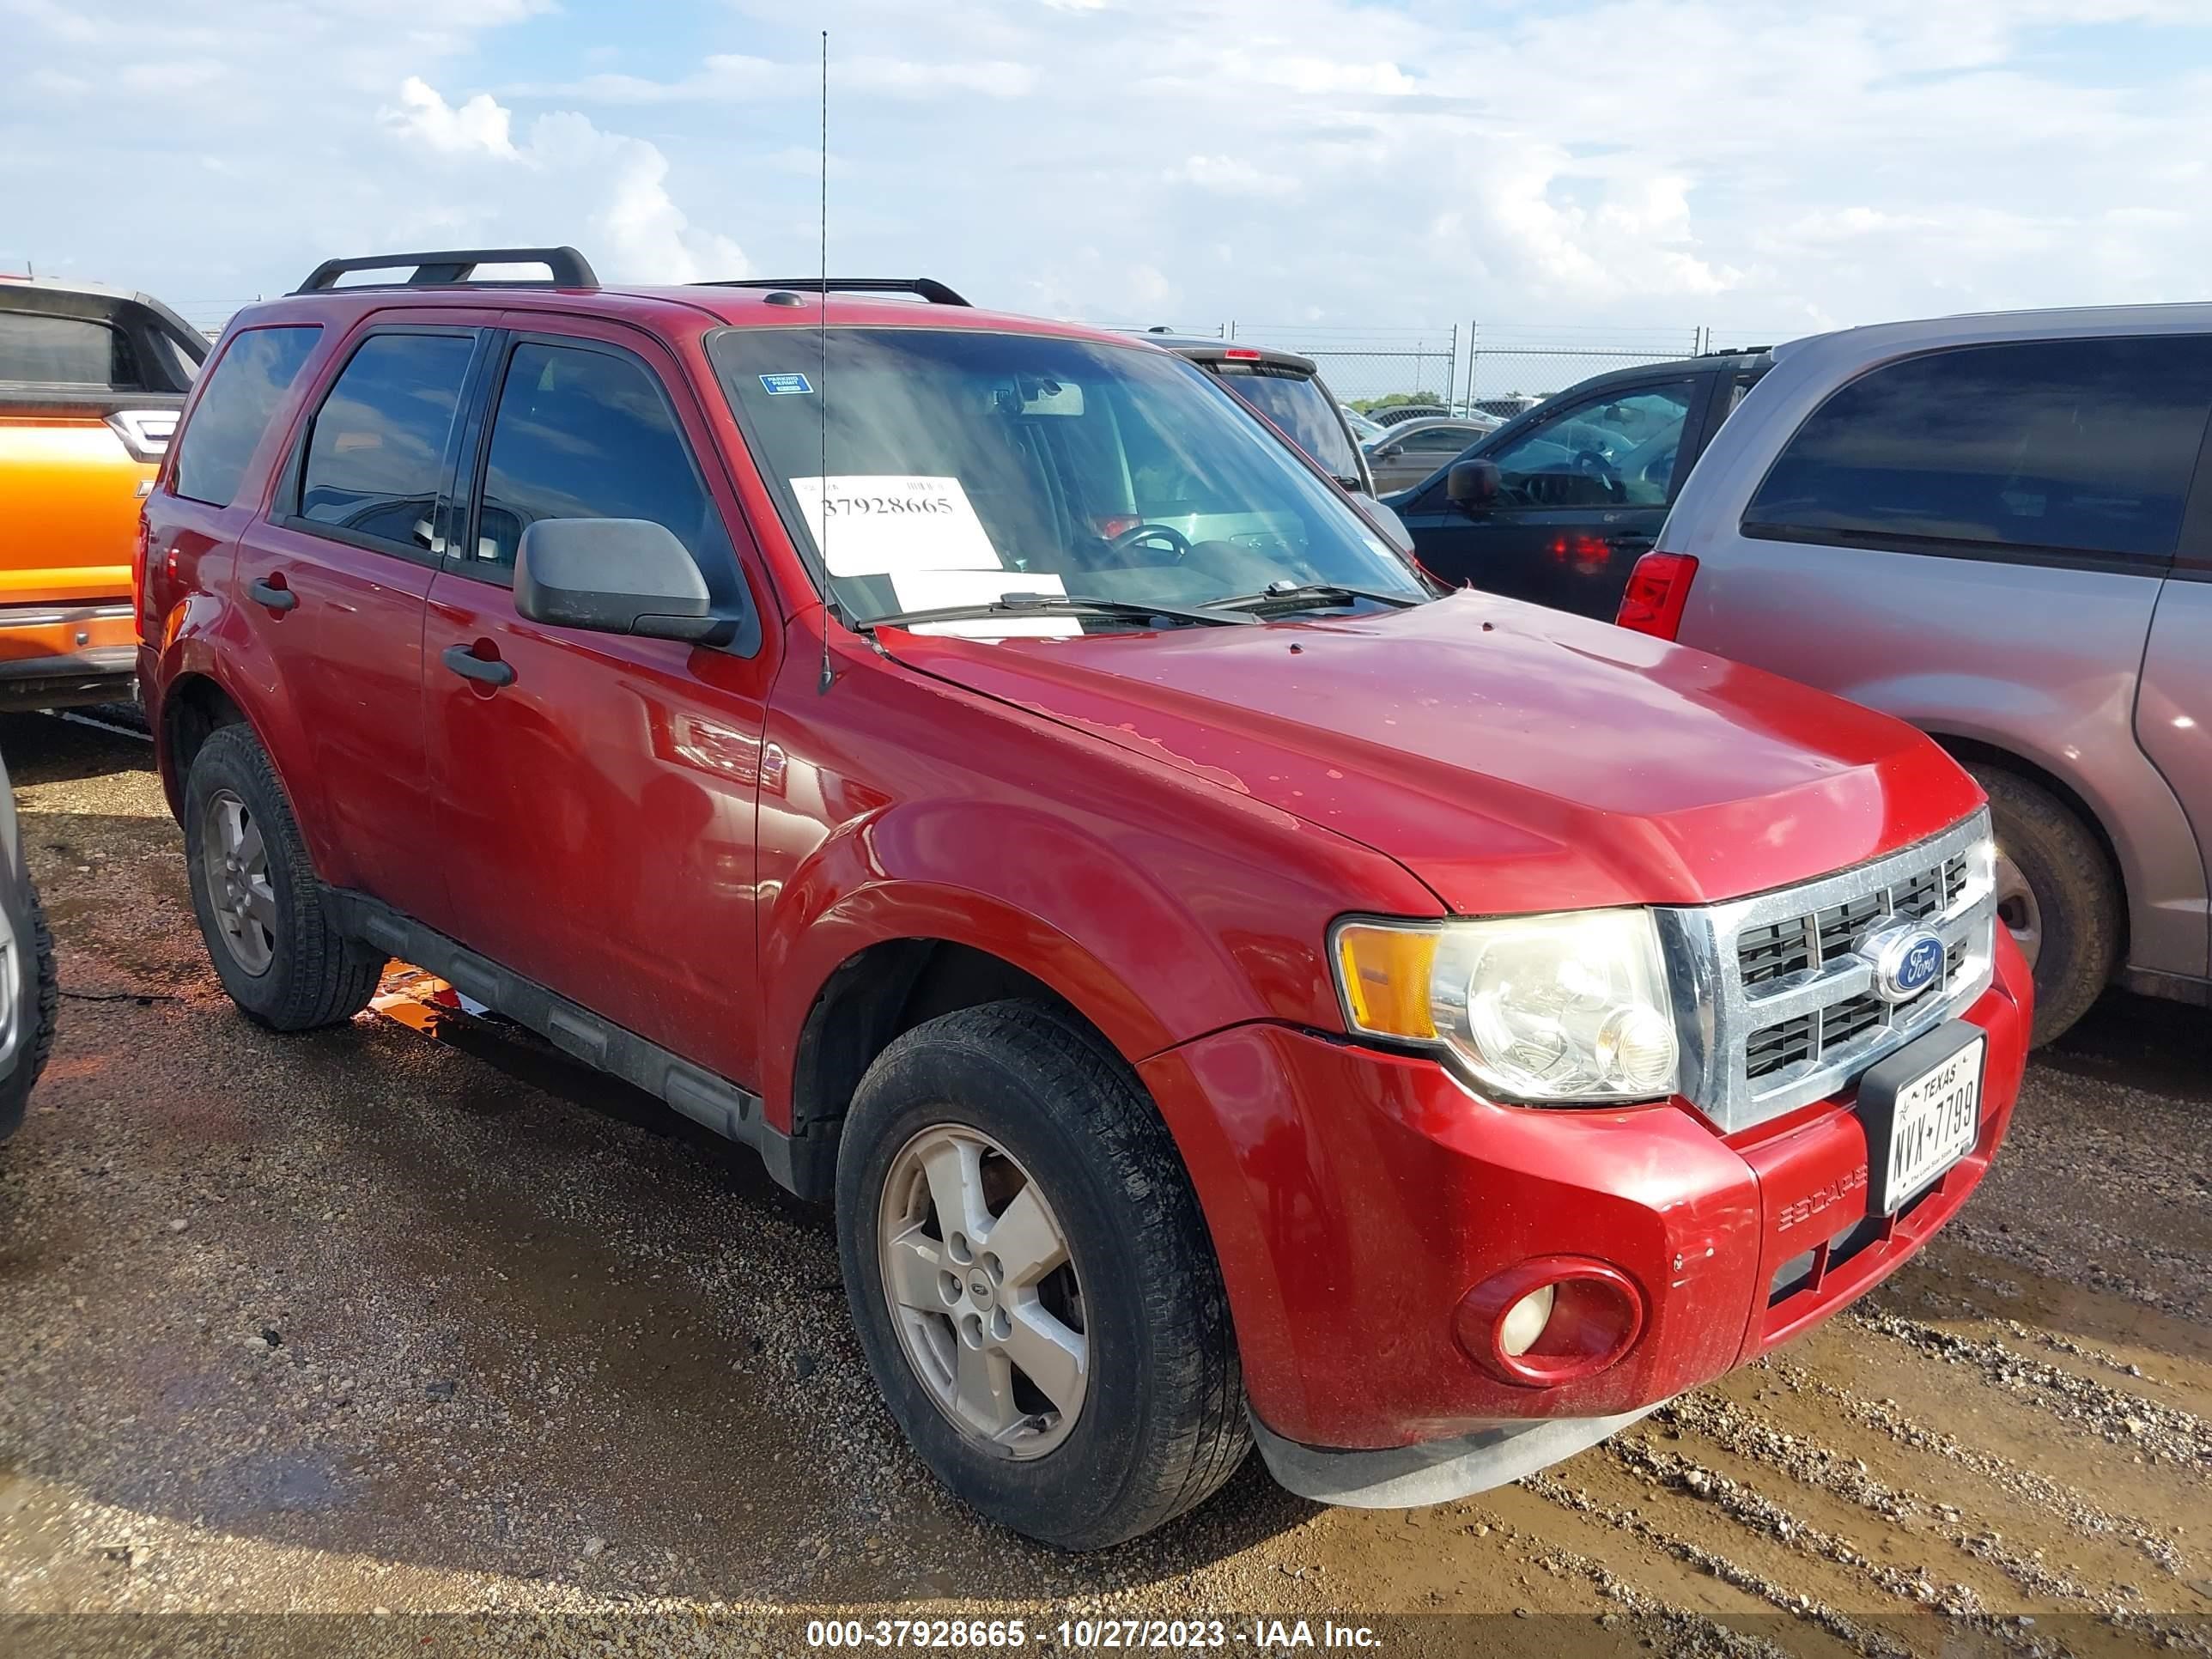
top-left (0, 747), bottom-right (57, 1140)
top-left (1388, 349), bottom-right (1770, 619)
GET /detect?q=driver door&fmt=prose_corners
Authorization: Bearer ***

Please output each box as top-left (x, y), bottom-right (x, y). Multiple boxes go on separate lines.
top-left (1400, 377), bottom-right (1705, 618)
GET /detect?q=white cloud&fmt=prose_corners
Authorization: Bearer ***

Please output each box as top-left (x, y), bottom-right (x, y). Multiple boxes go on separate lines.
top-left (9, 0), bottom-right (2212, 362)
top-left (387, 76), bottom-right (516, 157)
top-left (383, 80), bottom-right (745, 283)
top-left (1167, 155), bottom-right (1298, 199)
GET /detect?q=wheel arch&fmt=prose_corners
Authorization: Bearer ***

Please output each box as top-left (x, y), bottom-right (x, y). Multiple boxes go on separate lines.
top-left (156, 669), bottom-right (250, 818)
top-left (784, 933), bottom-right (1127, 1200)
top-left (1923, 728), bottom-right (2130, 953)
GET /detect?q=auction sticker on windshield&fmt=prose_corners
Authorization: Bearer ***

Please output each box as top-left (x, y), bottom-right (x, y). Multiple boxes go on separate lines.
top-left (793, 476), bottom-right (1000, 578)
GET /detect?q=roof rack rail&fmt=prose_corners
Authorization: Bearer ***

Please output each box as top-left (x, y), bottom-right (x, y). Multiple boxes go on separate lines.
top-left (704, 277), bottom-right (972, 307)
top-left (292, 246), bottom-right (599, 295)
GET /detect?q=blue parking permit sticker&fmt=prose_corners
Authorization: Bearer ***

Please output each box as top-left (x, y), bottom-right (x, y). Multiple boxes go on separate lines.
top-left (759, 373), bottom-right (814, 395)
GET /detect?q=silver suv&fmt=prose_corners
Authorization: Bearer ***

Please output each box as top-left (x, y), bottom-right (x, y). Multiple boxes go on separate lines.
top-left (1632, 305), bottom-right (2209, 1043)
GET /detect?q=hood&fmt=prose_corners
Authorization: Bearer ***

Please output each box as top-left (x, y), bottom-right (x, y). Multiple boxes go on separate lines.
top-left (880, 592), bottom-right (1984, 916)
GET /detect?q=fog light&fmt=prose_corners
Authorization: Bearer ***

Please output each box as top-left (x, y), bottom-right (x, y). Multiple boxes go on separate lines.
top-left (1498, 1285), bottom-right (1555, 1357)
top-left (1454, 1256), bottom-right (1647, 1388)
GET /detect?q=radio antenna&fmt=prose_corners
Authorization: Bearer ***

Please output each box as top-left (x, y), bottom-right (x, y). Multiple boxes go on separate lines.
top-left (815, 29), bottom-right (837, 695)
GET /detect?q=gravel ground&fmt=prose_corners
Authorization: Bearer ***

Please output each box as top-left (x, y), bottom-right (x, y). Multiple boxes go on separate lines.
top-left (0, 711), bottom-right (2206, 1657)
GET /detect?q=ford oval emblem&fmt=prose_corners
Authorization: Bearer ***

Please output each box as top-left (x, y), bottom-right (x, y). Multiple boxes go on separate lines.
top-left (1866, 925), bottom-right (1947, 1004)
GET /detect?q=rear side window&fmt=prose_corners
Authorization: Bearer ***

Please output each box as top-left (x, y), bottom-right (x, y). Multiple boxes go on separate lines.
top-left (1745, 337), bottom-right (2212, 562)
top-left (173, 325), bottom-right (321, 507)
top-left (469, 341), bottom-right (729, 573)
top-left (297, 332), bottom-right (475, 553)
top-left (0, 313), bottom-right (143, 388)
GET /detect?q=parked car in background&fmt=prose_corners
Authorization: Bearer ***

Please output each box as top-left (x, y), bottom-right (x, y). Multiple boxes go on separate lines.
top-left (0, 745), bottom-right (58, 1141)
top-left (1364, 415), bottom-right (1499, 492)
top-left (1621, 307), bottom-right (2211, 1043)
top-left (1138, 331), bottom-right (1417, 550)
top-left (1136, 332), bottom-right (1379, 497)
top-left (1370, 402), bottom-right (1451, 427)
top-left (141, 247), bottom-right (2028, 1551)
top-left (0, 276), bottom-right (206, 708)
top-left (1389, 350), bottom-right (1771, 617)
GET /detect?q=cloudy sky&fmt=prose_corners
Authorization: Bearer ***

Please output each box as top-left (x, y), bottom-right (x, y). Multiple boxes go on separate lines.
top-left (7, 0), bottom-right (2212, 345)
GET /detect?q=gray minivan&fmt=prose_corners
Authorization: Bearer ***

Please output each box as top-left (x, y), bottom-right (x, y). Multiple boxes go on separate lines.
top-left (1641, 306), bottom-right (2209, 1043)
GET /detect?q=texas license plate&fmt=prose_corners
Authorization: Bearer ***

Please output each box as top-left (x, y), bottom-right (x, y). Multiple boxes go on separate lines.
top-left (1856, 1024), bottom-right (1984, 1214)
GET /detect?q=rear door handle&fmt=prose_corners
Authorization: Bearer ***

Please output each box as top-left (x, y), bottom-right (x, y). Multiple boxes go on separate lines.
top-left (441, 643), bottom-right (515, 687)
top-left (247, 577), bottom-right (296, 612)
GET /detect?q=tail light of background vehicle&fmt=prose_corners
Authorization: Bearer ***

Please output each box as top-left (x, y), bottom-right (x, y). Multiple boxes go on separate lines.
top-left (1615, 550), bottom-right (1698, 640)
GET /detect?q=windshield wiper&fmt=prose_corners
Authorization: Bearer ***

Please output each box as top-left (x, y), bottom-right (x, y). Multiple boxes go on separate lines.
top-left (859, 591), bottom-right (1260, 632)
top-left (1213, 580), bottom-right (1424, 615)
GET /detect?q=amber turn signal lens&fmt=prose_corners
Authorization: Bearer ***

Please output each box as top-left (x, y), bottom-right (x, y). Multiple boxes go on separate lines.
top-left (1333, 922), bottom-right (1440, 1042)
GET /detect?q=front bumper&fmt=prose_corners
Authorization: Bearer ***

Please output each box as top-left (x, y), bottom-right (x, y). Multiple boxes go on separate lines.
top-left (1137, 927), bottom-right (2030, 1495)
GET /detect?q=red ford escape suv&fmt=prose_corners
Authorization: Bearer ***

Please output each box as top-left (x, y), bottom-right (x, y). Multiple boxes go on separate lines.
top-left (138, 249), bottom-right (2029, 1548)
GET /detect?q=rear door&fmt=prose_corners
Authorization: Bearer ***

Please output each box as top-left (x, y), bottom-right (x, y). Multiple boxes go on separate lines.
top-left (422, 316), bottom-right (775, 1085)
top-left (1398, 375), bottom-right (1707, 617)
top-left (2136, 555), bottom-right (2212, 982)
top-left (231, 313), bottom-right (494, 927)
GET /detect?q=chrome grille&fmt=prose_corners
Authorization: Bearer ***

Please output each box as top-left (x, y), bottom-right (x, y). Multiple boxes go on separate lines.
top-left (1657, 811), bottom-right (1997, 1133)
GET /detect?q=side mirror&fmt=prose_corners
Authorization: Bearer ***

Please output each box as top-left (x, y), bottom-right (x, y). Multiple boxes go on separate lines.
top-left (1359, 497), bottom-right (1418, 556)
top-left (514, 518), bottom-right (736, 645)
top-left (1447, 459), bottom-right (1501, 510)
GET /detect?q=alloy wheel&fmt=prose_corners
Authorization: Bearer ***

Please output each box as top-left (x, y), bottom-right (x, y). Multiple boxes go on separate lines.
top-left (201, 788), bottom-right (277, 976)
top-left (1993, 847), bottom-right (2043, 972)
top-left (876, 1123), bottom-right (1088, 1459)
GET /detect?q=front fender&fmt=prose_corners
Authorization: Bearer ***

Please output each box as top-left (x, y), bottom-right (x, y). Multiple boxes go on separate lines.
top-left (758, 795), bottom-right (1310, 1128)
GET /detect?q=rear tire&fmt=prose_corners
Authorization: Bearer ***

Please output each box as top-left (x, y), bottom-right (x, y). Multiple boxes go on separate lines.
top-left (1966, 763), bottom-right (2119, 1047)
top-left (183, 724), bottom-right (383, 1031)
top-left (836, 1000), bottom-right (1249, 1549)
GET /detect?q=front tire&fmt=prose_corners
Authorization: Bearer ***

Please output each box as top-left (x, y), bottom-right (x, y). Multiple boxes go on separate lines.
top-left (1966, 763), bottom-right (2119, 1046)
top-left (836, 1000), bottom-right (1248, 1549)
top-left (182, 724), bottom-right (383, 1031)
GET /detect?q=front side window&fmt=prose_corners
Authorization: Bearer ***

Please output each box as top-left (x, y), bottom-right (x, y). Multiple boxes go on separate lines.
top-left (1208, 364), bottom-right (1361, 486)
top-left (471, 341), bottom-right (732, 577)
top-left (1483, 380), bottom-right (1698, 509)
top-left (711, 327), bottom-right (1425, 631)
top-left (296, 332), bottom-right (475, 553)
top-left (173, 325), bottom-right (322, 507)
top-left (1746, 337), bottom-right (2212, 561)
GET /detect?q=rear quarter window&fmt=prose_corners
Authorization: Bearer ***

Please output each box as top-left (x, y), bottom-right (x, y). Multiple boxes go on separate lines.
top-left (1744, 336), bottom-right (2212, 562)
top-left (173, 325), bottom-right (322, 507)
top-left (0, 313), bottom-right (143, 388)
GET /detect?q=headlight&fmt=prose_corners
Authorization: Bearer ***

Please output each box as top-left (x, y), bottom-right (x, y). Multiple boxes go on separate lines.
top-left (1331, 908), bottom-right (1680, 1103)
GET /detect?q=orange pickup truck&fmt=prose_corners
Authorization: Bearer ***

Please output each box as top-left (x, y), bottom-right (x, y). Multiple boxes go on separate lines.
top-left (0, 276), bottom-right (207, 709)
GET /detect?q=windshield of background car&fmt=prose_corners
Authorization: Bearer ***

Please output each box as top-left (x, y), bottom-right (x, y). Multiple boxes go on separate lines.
top-left (711, 327), bottom-right (1425, 631)
top-left (1205, 362), bottom-right (1362, 484)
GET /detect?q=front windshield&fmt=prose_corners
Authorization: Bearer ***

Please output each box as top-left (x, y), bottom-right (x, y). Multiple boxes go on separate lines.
top-left (710, 327), bottom-right (1425, 633)
top-left (1206, 362), bottom-right (1363, 485)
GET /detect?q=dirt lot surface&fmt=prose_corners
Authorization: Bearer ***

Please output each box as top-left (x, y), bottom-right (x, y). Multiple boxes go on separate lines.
top-left (0, 712), bottom-right (2205, 1657)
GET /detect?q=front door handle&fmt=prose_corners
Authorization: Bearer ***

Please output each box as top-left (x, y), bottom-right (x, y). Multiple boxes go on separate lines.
top-left (441, 643), bottom-right (515, 688)
top-left (247, 577), bottom-right (296, 612)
